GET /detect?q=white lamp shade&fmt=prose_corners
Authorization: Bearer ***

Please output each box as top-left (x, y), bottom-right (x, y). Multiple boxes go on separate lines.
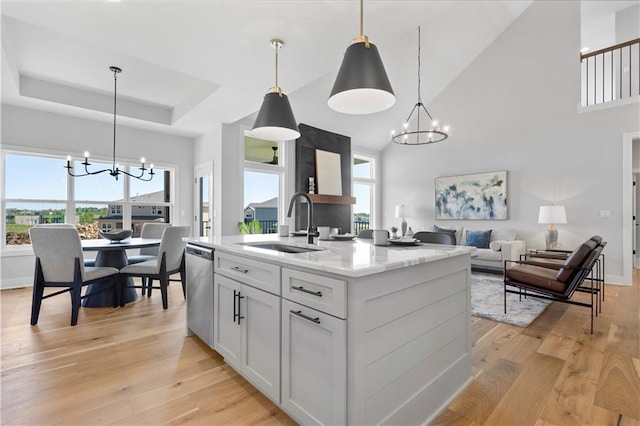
top-left (538, 205), bottom-right (567, 224)
top-left (395, 204), bottom-right (411, 219)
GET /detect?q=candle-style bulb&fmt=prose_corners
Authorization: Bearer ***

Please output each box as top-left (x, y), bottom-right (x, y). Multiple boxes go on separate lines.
top-left (66, 155), bottom-right (72, 161)
top-left (140, 157), bottom-right (146, 164)
top-left (83, 151), bottom-right (89, 158)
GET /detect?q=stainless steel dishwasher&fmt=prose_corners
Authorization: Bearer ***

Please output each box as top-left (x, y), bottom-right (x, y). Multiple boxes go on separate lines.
top-left (185, 243), bottom-right (214, 348)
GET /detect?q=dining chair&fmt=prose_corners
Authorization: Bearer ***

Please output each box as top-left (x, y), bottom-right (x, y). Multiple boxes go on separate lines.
top-left (127, 222), bottom-right (171, 295)
top-left (119, 225), bottom-right (190, 309)
top-left (29, 226), bottom-right (120, 326)
top-left (33, 223), bottom-right (98, 267)
top-left (413, 231), bottom-right (457, 245)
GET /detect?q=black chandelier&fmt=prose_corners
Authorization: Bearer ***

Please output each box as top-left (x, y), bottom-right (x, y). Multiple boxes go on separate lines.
top-left (65, 66), bottom-right (154, 181)
top-left (390, 27), bottom-right (450, 145)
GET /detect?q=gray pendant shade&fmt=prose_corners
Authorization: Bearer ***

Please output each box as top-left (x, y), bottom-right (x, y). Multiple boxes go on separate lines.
top-left (252, 91), bottom-right (300, 141)
top-left (328, 40), bottom-right (395, 114)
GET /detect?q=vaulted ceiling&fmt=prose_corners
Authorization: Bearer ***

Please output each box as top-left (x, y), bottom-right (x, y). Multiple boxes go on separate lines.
top-left (1, 1), bottom-right (635, 150)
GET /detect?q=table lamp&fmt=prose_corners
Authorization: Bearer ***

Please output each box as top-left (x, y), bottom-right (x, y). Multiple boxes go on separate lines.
top-left (395, 204), bottom-right (411, 237)
top-left (538, 205), bottom-right (567, 249)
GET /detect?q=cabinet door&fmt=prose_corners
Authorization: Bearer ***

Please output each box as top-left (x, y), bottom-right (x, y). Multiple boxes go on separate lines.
top-left (213, 274), bottom-right (241, 369)
top-left (281, 299), bottom-right (346, 425)
top-left (241, 285), bottom-right (281, 402)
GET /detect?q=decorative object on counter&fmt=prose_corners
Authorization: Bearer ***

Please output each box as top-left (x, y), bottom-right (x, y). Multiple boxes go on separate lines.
top-left (315, 149), bottom-right (342, 195)
top-left (278, 224), bottom-right (289, 237)
top-left (388, 237), bottom-right (421, 246)
top-left (373, 229), bottom-right (388, 246)
top-left (238, 220), bottom-right (263, 235)
top-left (390, 27), bottom-right (450, 145)
top-left (330, 227), bottom-right (341, 236)
top-left (394, 204), bottom-right (411, 236)
top-left (328, 0), bottom-right (395, 114)
top-left (435, 171), bottom-right (508, 220)
top-left (65, 66), bottom-right (154, 182)
top-left (99, 229), bottom-right (132, 242)
top-left (317, 226), bottom-right (331, 240)
top-left (330, 233), bottom-right (355, 241)
top-left (251, 39), bottom-right (300, 142)
top-left (390, 226), bottom-right (398, 239)
top-left (538, 205), bottom-right (567, 249)
top-left (405, 227), bottom-right (414, 237)
top-left (308, 176), bottom-right (315, 194)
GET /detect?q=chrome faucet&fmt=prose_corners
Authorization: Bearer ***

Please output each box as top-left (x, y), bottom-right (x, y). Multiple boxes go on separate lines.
top-left (287, 192), bottom-right (316, 244)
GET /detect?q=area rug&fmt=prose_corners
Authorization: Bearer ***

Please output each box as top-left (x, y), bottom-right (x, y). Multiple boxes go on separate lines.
top-left (471, 272), bottom-right (552, 327)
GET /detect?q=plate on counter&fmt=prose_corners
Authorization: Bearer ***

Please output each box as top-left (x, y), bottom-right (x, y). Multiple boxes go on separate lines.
top-left (291, 230), bottom-right (308, 236)
top-left (388, 239), bottom-right (422, 246)
top-left (330, 233), bottom-right (355, 241)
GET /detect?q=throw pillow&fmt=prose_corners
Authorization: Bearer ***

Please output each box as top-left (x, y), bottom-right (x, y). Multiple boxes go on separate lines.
top-left (432, 225), bottom-right (457, 236)
top-left (465, 230), bottom-right (492, 248)
top-left (489, 240), bottom-right (502, 251)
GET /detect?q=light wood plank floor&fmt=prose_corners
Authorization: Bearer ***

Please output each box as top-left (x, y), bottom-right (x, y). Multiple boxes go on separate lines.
top-left (1, 272), bottom-right (639, 425)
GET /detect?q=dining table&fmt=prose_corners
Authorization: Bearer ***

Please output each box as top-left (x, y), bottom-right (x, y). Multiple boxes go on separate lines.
top-left (81, 237), bottom-right (161, 307)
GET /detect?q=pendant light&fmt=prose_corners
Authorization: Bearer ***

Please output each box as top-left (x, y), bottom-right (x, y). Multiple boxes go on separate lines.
top-left (328, 0), bottom-right (395, 114)
top-left (390, 27), bottom-right (450, 145)
top-left (65, 66), bottom-right (154, 181)
top-left (252, 39), bottom-right (300, 141)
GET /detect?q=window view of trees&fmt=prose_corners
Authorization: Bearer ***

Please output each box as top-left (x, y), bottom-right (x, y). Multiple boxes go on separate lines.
top-left (3, 152), bottom-right (172, 246)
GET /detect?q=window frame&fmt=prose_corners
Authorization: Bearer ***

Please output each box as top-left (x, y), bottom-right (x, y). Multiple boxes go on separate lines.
top-left (241, 131), bottom-right (287, 234)
top-left (352, 151), bottom-right (379, 230)
top-left (2, 147), bottom-right (175, 252)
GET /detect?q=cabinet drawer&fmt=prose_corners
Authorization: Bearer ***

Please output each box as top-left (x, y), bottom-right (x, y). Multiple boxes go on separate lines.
top-left (215, 252), bottom-right (281, 295)
top-left (282, 268), bottom-right (346, 318)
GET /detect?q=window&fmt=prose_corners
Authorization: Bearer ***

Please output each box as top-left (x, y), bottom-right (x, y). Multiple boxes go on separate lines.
top-left (353, 153), bottom-right (376, 232)
top-left (3, 151), bottom-right (173, 246)
top-left (242, 134), bottom-right (284, 234)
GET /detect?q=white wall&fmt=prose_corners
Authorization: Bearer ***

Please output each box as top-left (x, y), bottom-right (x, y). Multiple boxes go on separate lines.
top-left (381, 0), bottom-right (640, 283)
top-left (194, 125), bottom-right (222, 240)
top-left (616, 5), bottom-right (640, 42)
top-left (1, 104), bottom-right (195, 288)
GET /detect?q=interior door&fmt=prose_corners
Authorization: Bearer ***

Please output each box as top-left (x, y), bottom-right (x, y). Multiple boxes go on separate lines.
top-left (194, 162), bottom-right (213, 239)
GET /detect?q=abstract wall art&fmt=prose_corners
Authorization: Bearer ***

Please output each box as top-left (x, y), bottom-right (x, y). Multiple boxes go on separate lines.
top-left (435, 171), bottom-right (508, 220)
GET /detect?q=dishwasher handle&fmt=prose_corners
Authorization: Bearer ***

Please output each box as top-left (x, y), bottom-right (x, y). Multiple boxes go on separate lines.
top-left (186, 244), bottom-right (214, 260)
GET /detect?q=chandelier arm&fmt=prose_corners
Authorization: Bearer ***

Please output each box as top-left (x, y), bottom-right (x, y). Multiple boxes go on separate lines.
top-left (120, 168), bottom-right (155, 181)
top-left (419, 102), bottom-right (434, 122)
top-left (403, 102), bottom-right (420, 126)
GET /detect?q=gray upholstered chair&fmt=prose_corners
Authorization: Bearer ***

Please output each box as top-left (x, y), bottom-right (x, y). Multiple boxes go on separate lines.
top-left (34, 223), bottom-right (98, 267)
top-left (119, 225), bottom-right (190, 309)
top-left (127, 222), bottom-right (171, 295)
top-left (127, 222), bottom-right (171, 264)
top-left (413, 231), bottom-right (457, 245)
top-left (29, 226), bottom-right (120, 326)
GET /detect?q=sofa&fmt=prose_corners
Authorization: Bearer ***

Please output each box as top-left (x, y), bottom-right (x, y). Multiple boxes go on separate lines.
top-left (432, 225), bottom-right (526, 272)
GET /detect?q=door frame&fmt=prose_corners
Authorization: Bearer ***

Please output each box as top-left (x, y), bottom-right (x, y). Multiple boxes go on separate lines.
top-left (623, 131), bottom-right (640, 285)
top-left (194, 161), bottom-right (214, 240)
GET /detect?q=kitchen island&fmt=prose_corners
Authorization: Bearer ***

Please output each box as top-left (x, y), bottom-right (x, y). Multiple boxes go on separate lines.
top-left (186, 234), bottom-right (473, 425)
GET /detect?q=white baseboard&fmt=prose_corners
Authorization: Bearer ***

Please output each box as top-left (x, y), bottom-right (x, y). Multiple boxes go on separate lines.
top-left (1, 277), bottom-right (32, 290)
top-left (605, 274), bottom-right (628, 286)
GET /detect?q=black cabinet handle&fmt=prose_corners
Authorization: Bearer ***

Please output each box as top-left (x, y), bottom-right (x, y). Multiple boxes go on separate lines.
top-left (231, 266), bottom-right (248, 273)
top-left (237, 293), bottom-right (245, 325)
top-left (291, 286), bottom-right (322, 297)
top-left (233, 289), bottom-right (238, 323)
top-left (290, 310), bottom-right (320, 324)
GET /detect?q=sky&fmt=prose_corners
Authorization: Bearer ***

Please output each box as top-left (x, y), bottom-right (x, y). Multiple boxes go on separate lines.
top-left (5, 154), bottom-right (163, 210)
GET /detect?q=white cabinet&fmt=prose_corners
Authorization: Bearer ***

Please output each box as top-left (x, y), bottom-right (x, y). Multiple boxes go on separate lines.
top-left (214, 273), bottom-right (281, 402)
top-left (281, 299), bottom-right (347, 425)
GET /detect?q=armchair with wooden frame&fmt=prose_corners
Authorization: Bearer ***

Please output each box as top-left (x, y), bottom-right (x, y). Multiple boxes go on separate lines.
top-left (504, 239), bottom-right (604, 333)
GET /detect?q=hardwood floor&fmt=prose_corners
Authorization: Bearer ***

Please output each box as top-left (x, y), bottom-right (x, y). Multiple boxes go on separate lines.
top-left (1, 272), bottom-right (639, 425)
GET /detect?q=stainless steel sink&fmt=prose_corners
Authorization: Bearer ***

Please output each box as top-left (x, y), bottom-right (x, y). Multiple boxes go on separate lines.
top-left (237, 242), bottom-right (325, 254)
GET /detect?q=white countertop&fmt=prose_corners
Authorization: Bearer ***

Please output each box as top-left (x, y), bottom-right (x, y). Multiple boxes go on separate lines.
top-left (186, 234), bottom-right (472, 278)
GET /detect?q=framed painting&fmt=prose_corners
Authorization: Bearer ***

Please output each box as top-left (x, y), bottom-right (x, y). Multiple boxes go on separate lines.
top-left (435, 171), bottom-right (508, 220)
